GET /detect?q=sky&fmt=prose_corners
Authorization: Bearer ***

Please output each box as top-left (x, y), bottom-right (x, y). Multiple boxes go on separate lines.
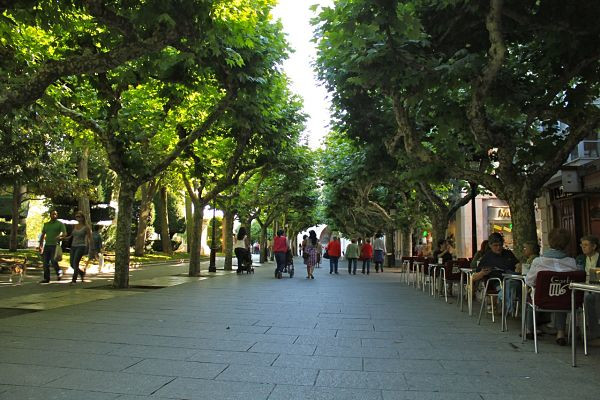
top-left (271, 0), bottom-right (334, 149)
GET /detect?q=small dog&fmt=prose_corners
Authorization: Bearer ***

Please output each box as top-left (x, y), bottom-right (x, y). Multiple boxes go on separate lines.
top-left (9, 257), bottom-right (27, 285)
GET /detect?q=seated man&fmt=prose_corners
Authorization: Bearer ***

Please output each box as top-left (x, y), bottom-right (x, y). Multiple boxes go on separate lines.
top-left (576, 235), bottom-right (600, 345)
top-left (472, 232), bottom-right (518, 284)
top-left (525, 228), bottom-right (578, 345)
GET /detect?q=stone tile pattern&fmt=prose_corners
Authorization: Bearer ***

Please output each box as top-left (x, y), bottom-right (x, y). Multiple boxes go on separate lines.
top-left (0, 259), bottom-right (599, 400)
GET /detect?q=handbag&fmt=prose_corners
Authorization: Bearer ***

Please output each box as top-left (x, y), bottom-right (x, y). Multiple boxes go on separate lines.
top-left (54, 245), bottom-right (63, 262)
top-left (323, 250), bottom-right (330, 259)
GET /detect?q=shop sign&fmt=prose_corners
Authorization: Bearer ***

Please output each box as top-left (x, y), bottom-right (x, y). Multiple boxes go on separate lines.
top-left (489, 207), bottom-right (512, 221)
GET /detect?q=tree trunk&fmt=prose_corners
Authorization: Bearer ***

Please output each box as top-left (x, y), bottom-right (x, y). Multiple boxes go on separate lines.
top-left (9, 181), bottom-right (25, 251)
top-left (223, 208), bottom-right (234, 271)
top-left (245, 216), bottom-right (253, 244)
top-left (506, 191), bottom-right (538, 260)
top-left (113, 180), bottom-right (137, 288)
top-left (77, 146), bottom-right (92, 231)
top-left (430, 212), bottom-right (449, 250)
top-left (188, 203), bottom-right (204, 276)
top-left (158, 186), bottom-right (172, 255)
top-left (185, 192), bottom-right (194, 253)
top-left (260, 224), bottom-right (268, 263)
top-left (401, 227), bottom-right (411, 257)
top-left (385, 230), bottom-right (395, 267)
top-left (134, 182), bottom-right (155, 257)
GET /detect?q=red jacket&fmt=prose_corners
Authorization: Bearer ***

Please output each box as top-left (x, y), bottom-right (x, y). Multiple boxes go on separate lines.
top-left (273, 236), bottom-right (288, 253)
top-left (327, 240), bottom-right (341, 257)
top-left (360, 243), bottom-right (373, 259)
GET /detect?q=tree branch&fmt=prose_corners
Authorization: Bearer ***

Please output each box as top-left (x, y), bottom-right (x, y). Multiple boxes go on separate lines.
top-left (467, 0), bottom-right (506, 145)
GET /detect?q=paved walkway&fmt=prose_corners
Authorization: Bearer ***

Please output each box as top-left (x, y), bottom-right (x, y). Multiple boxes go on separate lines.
top-left (0, 258), bottom-right (598, 399)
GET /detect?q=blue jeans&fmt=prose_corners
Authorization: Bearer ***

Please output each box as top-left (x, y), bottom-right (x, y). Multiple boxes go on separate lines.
top-left (70, 246), bottom-right (87, 282)
top-left (274, 252), bottom-right (286, 275)
top-left (347, 258), bottom-right (357, 274)
top-left (329, 256), bottom-right (339, 273)
top-left (42, 245), bottom-right (61, 281)
top-left (362, 259), bottom-right (371, 274)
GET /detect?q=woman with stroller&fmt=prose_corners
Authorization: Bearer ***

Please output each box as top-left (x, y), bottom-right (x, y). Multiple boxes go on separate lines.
top-left (303, 230), bottom-right (321, 279)
top-left (273, 229), bottom-right (289, 279)
top-left (234, 227), bottom-right (251, 274)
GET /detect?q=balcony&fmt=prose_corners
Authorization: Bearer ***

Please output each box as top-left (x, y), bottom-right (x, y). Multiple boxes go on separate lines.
top-left (565, 140), bottom-right (600, 166)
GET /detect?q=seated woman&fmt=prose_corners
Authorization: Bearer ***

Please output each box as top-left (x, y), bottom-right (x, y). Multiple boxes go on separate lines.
top-left (525, 228), bottom-right (578, 346)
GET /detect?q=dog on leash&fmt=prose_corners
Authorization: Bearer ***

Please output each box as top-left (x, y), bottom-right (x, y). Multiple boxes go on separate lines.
top-left (9, 257), bottom-right (27, 285)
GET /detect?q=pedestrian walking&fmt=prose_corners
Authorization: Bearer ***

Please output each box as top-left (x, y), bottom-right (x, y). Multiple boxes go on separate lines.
top-left (38, 209), bottom-right (67, 283)
top-left (326, 236), bottom-right (341, 274)
top-left (345, 238), bottom-right (359, 275)
top-left (273, 229), bottom-right (289, 279)
top-left (303, 230), bottom-right (321, 279)
top-left (63, 211), bottom-right (92, 284)
top-left (373, 232), bottom-right (386, 272)
top-left (234, 227), bottom-right (251, 274)
top-left (361, 238), bottom-right (373, 274)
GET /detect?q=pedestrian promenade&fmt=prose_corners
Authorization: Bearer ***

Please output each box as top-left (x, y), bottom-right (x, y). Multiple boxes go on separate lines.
top-left (0, 257), bottom-right (598, 400)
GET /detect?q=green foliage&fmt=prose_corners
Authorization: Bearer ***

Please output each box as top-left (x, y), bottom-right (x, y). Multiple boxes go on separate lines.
top-left (152, 191), bottom-right (186, 238)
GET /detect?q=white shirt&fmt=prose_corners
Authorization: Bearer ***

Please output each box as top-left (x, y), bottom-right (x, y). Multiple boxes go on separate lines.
top-left (525, 255), bottom-right (578, 287)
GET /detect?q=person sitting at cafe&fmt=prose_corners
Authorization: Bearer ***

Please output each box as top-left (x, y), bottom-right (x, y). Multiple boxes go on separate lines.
top-left (576, 235), bottom-right (600, 345)
top-left (515, 240), bottom-right (541, 273)
top-left (470, 240), bottom-right (489, 268)
top-left (433, 239), bottom-right (453, 264)
top-left (472, 233), bottom-right (518, 284)
top-left (525, 228), bottom-right (578, 346)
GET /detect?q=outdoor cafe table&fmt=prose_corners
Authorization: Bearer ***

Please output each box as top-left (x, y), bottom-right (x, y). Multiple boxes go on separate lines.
top-left (570, 282), bottom-right (600, 367)
top-left (501, 273), bottom-right (527, 335)
top-left (459, 268), bottom-right (475, 315)
top-left (413, 260), bottom-right (425, 288)
top-left (429, 263), bottom-right (443, 297)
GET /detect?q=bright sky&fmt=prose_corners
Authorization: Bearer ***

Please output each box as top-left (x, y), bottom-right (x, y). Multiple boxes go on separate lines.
top-left (271, 0), bottom-right (334, 149)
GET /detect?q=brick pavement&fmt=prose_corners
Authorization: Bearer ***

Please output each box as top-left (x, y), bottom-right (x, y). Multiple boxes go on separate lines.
top-left (0, 257), bottom-right (598, 399)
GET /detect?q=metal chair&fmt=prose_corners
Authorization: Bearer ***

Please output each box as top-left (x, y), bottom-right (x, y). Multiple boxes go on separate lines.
top-left (478, 277), bottom-right (503, 324)
top-left (439, 260), bottom-right (470, 303)
top-left (525, 270), bottom-right (585, 353)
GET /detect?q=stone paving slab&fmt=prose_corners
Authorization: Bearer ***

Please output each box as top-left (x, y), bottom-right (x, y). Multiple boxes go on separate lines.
top-left (316, 370), bottom-right (409, 390)
top-left (0, 348), bottom-right (141, 371)
top-left (123, 359), bottom-right (227, 379)
top-left (153, 377), bottom-right (273, 399)
top-left (187, 349), bottom-right (278, 366)
top-left (273, 354), bottom-right (363, 371)
top-left (216, 364), bottom-right (318, 386)
top-left (0, 363), bottom-right (73, 386)
top-left (268, 384), bottom-right (383, 400)
top-left (0, 386), bottom-right (120, 400)
top-left (43, 370), bottom-right (174, 395)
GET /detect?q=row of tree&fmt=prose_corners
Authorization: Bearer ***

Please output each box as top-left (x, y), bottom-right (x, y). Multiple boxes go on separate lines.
top-left (1, 0), bottom-right (319, 287)
top-left (313, 0), bottom-right (600, 257)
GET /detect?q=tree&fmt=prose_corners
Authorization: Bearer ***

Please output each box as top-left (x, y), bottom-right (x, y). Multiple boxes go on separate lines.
top-left (315, 0), bottom-right (600, 256)
top-left (0, 0), bottom-right (219, 115)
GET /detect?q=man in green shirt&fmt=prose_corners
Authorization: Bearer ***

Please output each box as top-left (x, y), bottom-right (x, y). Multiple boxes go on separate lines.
top-left (38, 209), bottom-right (67, 283)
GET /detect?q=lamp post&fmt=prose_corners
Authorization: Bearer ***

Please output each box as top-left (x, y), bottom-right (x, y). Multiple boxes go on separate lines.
top-left (470, 181), bottom-right (478, 258)
top-left (208, 198), bottom-right (217, 272)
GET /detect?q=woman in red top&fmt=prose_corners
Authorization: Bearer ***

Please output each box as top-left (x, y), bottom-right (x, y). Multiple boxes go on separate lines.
top-left (361, 238), bottom-right (373, 274)
top-left (272, 229), bottom-right (289, 279)
top-left (326, 236), bottom-right (342, 274)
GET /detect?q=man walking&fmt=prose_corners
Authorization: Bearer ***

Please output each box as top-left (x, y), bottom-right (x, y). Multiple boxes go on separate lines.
top-left (38, 209), bottom-right (66, 283)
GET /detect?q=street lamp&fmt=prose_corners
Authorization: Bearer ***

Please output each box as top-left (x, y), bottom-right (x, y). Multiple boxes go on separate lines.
top-left (208, 198), bottom-right (217, 272)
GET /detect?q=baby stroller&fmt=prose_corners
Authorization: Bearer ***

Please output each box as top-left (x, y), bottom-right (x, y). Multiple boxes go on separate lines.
top-left (282, 249), bottom-right (294, 278)
top-left (238, 250), bottom-right (254, 274)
